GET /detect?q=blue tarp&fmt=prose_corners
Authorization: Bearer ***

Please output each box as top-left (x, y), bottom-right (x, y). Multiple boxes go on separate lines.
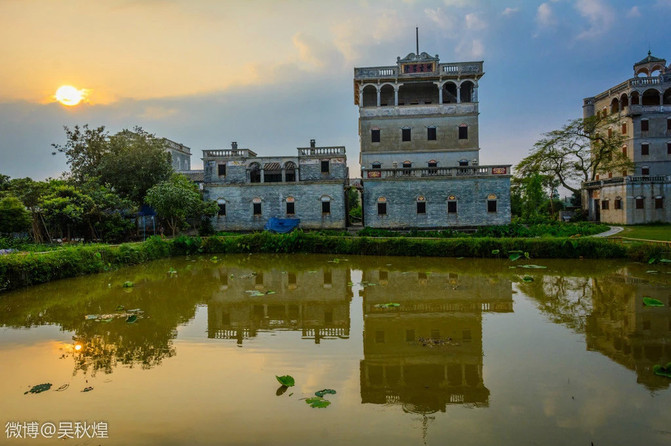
top-left (264, 218), bottom-right (300, 233)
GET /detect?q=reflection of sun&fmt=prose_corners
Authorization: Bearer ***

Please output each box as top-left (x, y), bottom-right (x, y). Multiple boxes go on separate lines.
top-left (55, 85), bottom-right (86, 106)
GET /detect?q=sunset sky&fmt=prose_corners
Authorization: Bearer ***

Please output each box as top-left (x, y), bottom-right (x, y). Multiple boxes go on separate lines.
top-left (1, 0), bottom-right (670, 185)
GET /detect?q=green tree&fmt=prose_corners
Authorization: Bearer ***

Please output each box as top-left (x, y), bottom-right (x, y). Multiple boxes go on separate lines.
top-left (80, 181), bottom-right (136, 242)
top-left (516, 115), bottom-right (633, 195)
top-left (0, 196), bottom-right (31, 235)
top-left (3, 177), bottom-right (51, 242)
top-left (52, 125), bottom-right (109, 183)
top-left (347, 187), bottom-right (362, 223)
top-left (145, 174), bottom-right (217, 236)
top-left (39, 184), bottom-right (95, 241)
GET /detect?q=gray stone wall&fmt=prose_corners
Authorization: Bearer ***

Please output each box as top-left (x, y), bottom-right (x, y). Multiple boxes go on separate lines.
top-left (170, 152), bottom-right (191, 171)
top-left (593, 181), bottom-right (671, 224)
top-left (299, 157), bottom-right (348, 181)
top-left (205, 182), bottom-right (346, 231)
top-left (362, 176), bottom-right (511, 228)
top-left (361, 150), bottom-right (479, 169)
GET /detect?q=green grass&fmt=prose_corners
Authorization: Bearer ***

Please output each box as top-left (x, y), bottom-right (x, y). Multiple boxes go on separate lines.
top-left (614, 224), bottom-right (671, 242)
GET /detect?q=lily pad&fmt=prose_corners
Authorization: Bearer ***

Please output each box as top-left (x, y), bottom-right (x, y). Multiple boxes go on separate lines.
top-left (24, 383), bottom-right (52, 394)
top-left (305, 397), bottom-right (331, 408)
top-left (660, 259), bottom-right (671, 264)
top-left (122, 281), bottom-right (134, 288)
top-left (522, 276), bottom-right (534, 283)
top-left (275, 375), bottom-right (295, 387)
top-left (491, 249), bottom-right (500, 255)
top-left (54, 384), bottom-right (69, 392)
top-left (374, 303), bottom-right (400, 309)
top-left (115, 305), bottom-right (125, 311)
top-left (653, 363), bottom-right (671, 378)
top-left (643, 297), bottom-right (664, 307)
top-left (276, 385), bottom-right (288, 396)
top-left (519, 264), bottom-right (547, 269)
top-left (315, 389), bottom-right (336, 398)
top-left (126, 314), bottom-right (138, 323)
top-left (82, 386), bottom-right (94, 392)
top-left (509, 253), bottom-right (522, 262)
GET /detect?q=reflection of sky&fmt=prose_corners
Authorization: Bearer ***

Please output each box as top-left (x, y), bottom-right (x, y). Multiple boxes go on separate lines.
top-left (1, 1), bottom-right (670, 185)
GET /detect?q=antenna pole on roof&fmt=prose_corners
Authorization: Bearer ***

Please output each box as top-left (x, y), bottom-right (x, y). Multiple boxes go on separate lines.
top-left (416, 27), bottom-right (419, 54)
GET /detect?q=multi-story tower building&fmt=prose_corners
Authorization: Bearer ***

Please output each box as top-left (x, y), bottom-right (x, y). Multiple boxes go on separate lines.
top-left (201, 140), bottom-right (348, 231)
top-left (354, 50), bottom-right (511, 228)
top-left (582, 52), bottom-right (671, 223)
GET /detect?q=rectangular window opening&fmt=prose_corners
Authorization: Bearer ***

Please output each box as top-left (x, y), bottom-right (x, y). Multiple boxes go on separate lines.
top-left (218, 164), bottom-right (226, 176)
top-left (622, 123), bottom-right (627, 134)
top-left (377, 202), bottom-right (387, 215)
top-left (601, 200), bottom-right (609, 210)
top-left (286, 202), bottom-right (295, 215)
top-left (402, 128), bottom-right (411, 142)
top-left (371, 129), bottom-right (380, 143)
top-left (448, 201), bottom-right (457, 214)
top-left (417, 202), bottom-right (426, 214)
top-left (614, 199), bottom-right (622, 210)
top-left (218, 204), bottom-right (226, 216)
top-left (487, 200), bottom-right (497, 213)
top-left (427, 127), bottom-right (437, 141)
top-left (322, 201), bottom-right (331, 214)
top-left (253, 203), bottom-right (262, 216)
top-left (641, 144), bottom-right (649, 156)
top-left (458, 126), bottom-right (468, 140)
top-left (320, 160), bottom-right (330, 174)
top-left (641, 120), bottom-right (649, 132)
top-left (642, 167), bottom-right (650, 176)
top-left (655, 198), bottom-right (663, 209)
top-left (636, 198), bottom-right (644, 209)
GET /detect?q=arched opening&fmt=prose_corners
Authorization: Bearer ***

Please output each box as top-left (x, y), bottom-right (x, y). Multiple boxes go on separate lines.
top-left (249, 162), bottom-right (261, 183)
top-left (630, 91), bottom-right (640, 105)
top-left (398, 82), bottom-right (438, 105)
top-left (362, 85), bottom-right (377, 107)
top-left (371, 161), bottom-right (382, 169)
top-left (285, 197), bottom-right (295, 215)
top-left (635, 68), bottom-right (649, 77)
top-left (416, 195), bottom-right (426, 215)
top-left (284, 161), bottom-right (296, 182)
top-left (442, 82), bottom-right (458, 104)
top-left (402, 160), bottom-right (412, 176)
top-left (460, 81), bottom-right (474, 103)
top-left (663, 88), bottom-right (671, 105)
top-left (620, 93), bottom-right (629, 108)
top-left (642, 89), bottom-right (660, 106)
top-left (380, 84), bottom-right (395, 106)
top-left (610, 98), bottom-right (619, 114)
top-left (650, 65), bottom-right (664, 77)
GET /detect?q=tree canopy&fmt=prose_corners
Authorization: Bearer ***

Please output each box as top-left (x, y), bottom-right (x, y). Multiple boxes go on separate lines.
top-left (516, 115), bottom-right (633, 195)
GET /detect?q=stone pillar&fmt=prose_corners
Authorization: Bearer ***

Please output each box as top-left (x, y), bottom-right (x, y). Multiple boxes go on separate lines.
top-left (436, 82), bottom-right (443, 104)
top-left (260, 169), bottom-right (265, 183)
top-left (457, 85), bottom-right (461, 103)
top-left (376, 87), bottom-right (381, 107)
top-left (473, 85), bottom-right (478, 102)
top-left (359, 86), bottom-right (363, 108)
top-left (394, 84), bottom-right (400, 106)
top-left (281, 168), bottom-right (286, 182)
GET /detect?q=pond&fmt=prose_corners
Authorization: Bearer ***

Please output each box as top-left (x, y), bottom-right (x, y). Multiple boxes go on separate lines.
top-left (1, 254), bottom-right (670, 445)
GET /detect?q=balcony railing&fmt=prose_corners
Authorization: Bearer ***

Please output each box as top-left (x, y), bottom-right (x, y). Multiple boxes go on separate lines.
top-left (203, 149), bottom-right (257, 158)
top-left (363, 165), bottom-right (510, 179)
top-left (297, 146), bottom-right (346, 156)
top-left (583, 175), bottom-right (670, 188)
top-left (360, 103), bottom-right (478, 117)
top-left (354, 61), bottom-right (483, 80)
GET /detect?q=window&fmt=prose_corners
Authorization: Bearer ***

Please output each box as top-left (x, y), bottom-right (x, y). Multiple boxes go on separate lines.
top-left (622, 123), bottom-right (627, 134)
top-left (667, 118), bottom-right (671, 131)
top-left (622, 146), bottom-right (627, 155)
top-left (218, 164), bottom-right (226, 176)
top-left (321, 198), bottom-right (331, 214)
top-left (217, 199), bottom-right (226, 216)
top-left (286, 197), bottom-right (295, 215)
top-left (667, 142), bottom-right (671, 155)
top-left (253, 198), bottom-right (262, 216)
top-left (372, 162), bottom-right (381, 169)
top-left (458, 125), bottom-right (468, 140)
top-left (321, 160), bottom-right (330, 174)
top-left (487, 194), bottom-right (497, 213)
top-left (655, 197), bottom-right (664, 209)
top-left (608, 128), bottom-right (613, 138)
top-left (377, 197), bottom-right (387, 215)
top-left (428, 160), bottom-right (437, 174)
top-left (402, 128), bottom-right (411, 142)
top-left (459, 159), bottom-right (469, 167)
top-left (371, 129), bottom-right (380, 143)
top-left (447, 196), bottom-right (457, 214)
top-left (642, 166), bottom-right (650, 176)
top-left (427, 127), bottom-right (437, 141)
top-left (285, 162), bottom-right (296, 182)
top-left (249, 163), bottom-right (261, 183)
top-left (636, 197), bottom-right (644, 209)
top-left (402, 161), bottom-right (412, 175)
top-left (641, 120), bottom-right (649, 132)
top-left (641, 143), bottom-right (649, 155)
top-left (417, 196), bottom-right (426, 214)
top-left (601, 200), bottom-right (609, 210)
top-left (614, 198), bottom-right (622, 210)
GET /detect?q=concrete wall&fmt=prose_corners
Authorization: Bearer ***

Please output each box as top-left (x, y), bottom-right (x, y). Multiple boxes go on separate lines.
top-left (170, 151), bottom-right (191, 172)
top-left (590, 181), bottom-right (671, 224)
top-left (361, 150), bottom-right (479, 169)
top-left (362, 176), bottom-right (511, 228)
top-left (205, 182), bottom-right (346, 231)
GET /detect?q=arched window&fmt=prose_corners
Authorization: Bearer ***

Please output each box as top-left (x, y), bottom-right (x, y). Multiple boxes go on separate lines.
top-left (642, 89), bottom-right (660, 106)
top-left (377, 197), bottom-right (387, 216)
top-left (610, 98), bottom-right (619, 114)
top-left (630, 91), bottom-right (640, 105)
top-left (428, 160), bottom-right (438, 175)
top-left (664, 88), bottom-right (671, 105)
top-left (362, 84), bottom-right (377, 107)
top-left (459, 159), bottom-right (469, 167)
top-left (286, 196), bottom-right (295, 215)
top-left (217, 198), bottom-right (226, 216)
top-left (447, 195), bottom-right (457, 214)
top-left (284, 161), bottom-right (296, 182)
top-left (416, 195), bottom-right (426, 214)
top-left (620, 93), bottom-right (629, 108)
top-left (249, 163), bottom-right (261, 183)
top-left (460, 81), bottom-right (474, 103)
top-left (487, 194), bottom-right (498, 213)
top-left (442, 82), bottom-right (458, 104)
top-left (372, 161), bottom-right (382, 169)
top-left (380, 84), bottom-right (395, 106)
top-left (402, 160), bottom-right (412, 175)
top-left (321, 196), bottom-right (331, 215)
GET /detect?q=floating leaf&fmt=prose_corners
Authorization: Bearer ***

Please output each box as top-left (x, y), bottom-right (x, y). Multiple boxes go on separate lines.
top-left (660, 259), bottom-right (671, 264)
top-left (491, 250), bottom-right (500, 255)
top-left (81, 387), bottom-right (94, 392)
top-left (126, 314), bottom-right (138, 323)
top-left (522, 276), bottom-right (534, 283)
top-left (122, 281), bottom-right (134, 288)
top-left (509, 253), bottom-right (522, 262)
top-left (24, 383), bottom-right (51, 394)
top-left (643, 297), bottom-right (664, 307)
top-left (648, 257), bottom-right (657, 264)
top-left (115, 305), bottom-right (125, 311)
top-left (646, 270), bottom-right (660, 274)
top-left (374, 303), bottom-right (400, 309)
top-left (276, 385), bottom-right (288, 396)
top-left (653, 363), bottom-right (671, 378)
top-left (168, 268), bottom-right (177, 276)
top-left (305, 397), bottom-right (331, 408)
top-left (519, 264), bottom-right (547, 269)
top-left (54, 384), bottom-right (69, 392)
top-left (315, 389), bottom-right (336, 398)
top-left (275, 375), bottom-right (295, 387)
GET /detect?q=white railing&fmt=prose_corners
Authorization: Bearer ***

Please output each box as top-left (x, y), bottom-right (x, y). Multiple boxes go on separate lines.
top-left (203, 149), bottom-right (257, 158)
top-left (363, 165), bottom-right (509, 179)
top-left (297, 146), bottom-right (346, 156)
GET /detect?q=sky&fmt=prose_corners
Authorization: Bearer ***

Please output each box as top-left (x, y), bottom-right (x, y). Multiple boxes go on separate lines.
top-left (1, 0), bottom-right (670, 183)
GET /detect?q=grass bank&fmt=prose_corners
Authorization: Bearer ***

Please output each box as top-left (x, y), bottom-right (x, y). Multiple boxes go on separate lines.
top-left (1, 232), bottom-right (669, 293)
top-left (613, 224), bottom-right (671, 242)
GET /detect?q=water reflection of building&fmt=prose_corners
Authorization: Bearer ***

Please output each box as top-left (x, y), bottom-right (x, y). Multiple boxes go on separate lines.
top-left (587, 271), bottom-right (671, 390)
top-left (360, 269), bottom-right (513, 412)
top-left (207, 266), bottom-right (352, 344)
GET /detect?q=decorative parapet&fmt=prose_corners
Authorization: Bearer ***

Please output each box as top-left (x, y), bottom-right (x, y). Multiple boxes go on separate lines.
top-left (362, 165), bottom-right (511, 179)
top-left (583, 175), bottom-right (670, 189)
top-left (202, 149), bottom-right (257, 158)
top-left (354, 61), bottom-right (483, 80)
top-left (297, 146), bottom-right (346, 157)
top-left (360, 103), bottom-right (477, 116)
top-left (591, 75), bottom-right (669, 102)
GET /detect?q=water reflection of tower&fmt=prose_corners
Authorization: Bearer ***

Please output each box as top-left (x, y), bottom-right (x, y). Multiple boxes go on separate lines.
top-left (206, 266), bottom-right (352, 344)
top-left (360, 268), bottom-right (513, 413)
top-left (588, 269), bottom-right (671, 391)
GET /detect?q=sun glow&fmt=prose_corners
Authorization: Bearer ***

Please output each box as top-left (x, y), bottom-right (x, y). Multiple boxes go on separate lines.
top-left (55, 85), bottom-right (86, 106)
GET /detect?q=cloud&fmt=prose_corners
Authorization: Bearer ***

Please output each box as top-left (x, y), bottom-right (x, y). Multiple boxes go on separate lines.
top-left (626, 6), bottom-right (641, 17)
top-left (465, 13), bottom-right (487, 30)
top-left (502, 7), bottom-right (519, 16)
top-left (574, 0), bottom-right (615, 40)
top-left (456, 39), bottom-right (484, 60)
top-left (536, 3), bottom-right (556, 27)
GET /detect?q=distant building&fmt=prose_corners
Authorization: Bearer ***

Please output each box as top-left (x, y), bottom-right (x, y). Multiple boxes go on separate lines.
top-left (163, 138), bottom-right (192, 172)
top-left (201, 140), bottom-right (348, 231)
top-left (582, 52), bottom-right (671, 223)
top-left (354, 50), bottom-right (511, 228)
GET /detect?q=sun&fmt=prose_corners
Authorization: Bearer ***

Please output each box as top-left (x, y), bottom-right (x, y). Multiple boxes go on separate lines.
top-left (55, 85), bottom-right (85, 106)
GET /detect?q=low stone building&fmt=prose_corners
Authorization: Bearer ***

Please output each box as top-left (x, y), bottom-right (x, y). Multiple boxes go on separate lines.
top-left (582, 52), bottom-right (671, 224)
top-left (202, 140), bottom-right (348, 231)
top-left (354, 50), bottom-right (511, 228)
top-left (163, 138), bottom-right (192, 172)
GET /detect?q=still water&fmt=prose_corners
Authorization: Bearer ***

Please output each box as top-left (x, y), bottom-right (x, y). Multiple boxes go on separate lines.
top-left (1, 254), bottom-right (670, 445)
